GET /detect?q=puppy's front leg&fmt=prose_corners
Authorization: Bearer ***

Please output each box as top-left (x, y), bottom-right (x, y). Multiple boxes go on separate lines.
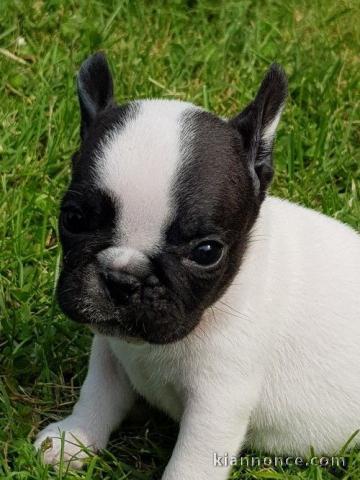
top-left (162, 392), bottom-right (255, 480)
top-left (35, 335), bottom-right (135, 468)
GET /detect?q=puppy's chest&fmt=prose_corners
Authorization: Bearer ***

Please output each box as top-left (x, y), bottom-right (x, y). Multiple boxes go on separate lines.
top-left (109, 339), bottom-right (185, 420)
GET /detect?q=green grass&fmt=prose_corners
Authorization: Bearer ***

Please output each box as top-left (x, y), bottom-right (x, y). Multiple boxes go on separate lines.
top-left (0, 0), bottom-right (359, 478)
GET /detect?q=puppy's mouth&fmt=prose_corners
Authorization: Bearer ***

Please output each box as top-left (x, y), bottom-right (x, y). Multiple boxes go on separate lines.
top-left (85, 311), bottom-right (149, 342)
top-left (57, 267), bottom-right (200, 344)
top-left (61, 296), bottom-right (194, 344)
top-left (85, 312), bottom-right (193, 344)
top-left (89, 323), bottom-right (146, 344)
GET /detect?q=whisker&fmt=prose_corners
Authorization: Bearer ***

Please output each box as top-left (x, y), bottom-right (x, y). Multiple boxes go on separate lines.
top-left (218, 300), bottom-right (249, 319)
top-left (213, 305), bottom-right (248, 321)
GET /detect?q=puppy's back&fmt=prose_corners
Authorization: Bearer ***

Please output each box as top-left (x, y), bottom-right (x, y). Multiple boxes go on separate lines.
top-left (246, 195), bottom-right (360, 455)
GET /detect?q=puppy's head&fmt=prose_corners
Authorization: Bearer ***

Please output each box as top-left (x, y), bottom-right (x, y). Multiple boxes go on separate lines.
top-left (57, 53), bottom-right (287, 344)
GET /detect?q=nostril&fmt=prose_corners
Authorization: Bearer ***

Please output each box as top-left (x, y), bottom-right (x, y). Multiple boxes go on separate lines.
top-left (100, 271), bottom-right (140, 305)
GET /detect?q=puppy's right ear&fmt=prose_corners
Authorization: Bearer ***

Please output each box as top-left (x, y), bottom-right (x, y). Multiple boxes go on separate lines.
top-left (77, 52), bottom-right (114, 139)
top-left (229, 65), bottom-right (287, 200)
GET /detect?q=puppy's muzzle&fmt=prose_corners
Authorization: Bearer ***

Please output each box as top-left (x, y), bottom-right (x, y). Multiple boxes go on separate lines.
top-left (97, 246), bottom-right (158, 306)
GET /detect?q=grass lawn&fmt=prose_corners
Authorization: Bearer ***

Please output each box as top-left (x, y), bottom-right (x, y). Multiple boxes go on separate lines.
top-left (0, 0), bottom-right (359, 478)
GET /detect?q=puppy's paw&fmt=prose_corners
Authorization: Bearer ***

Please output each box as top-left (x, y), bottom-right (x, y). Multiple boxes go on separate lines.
top-left (34, 420), bottom-right (95, 469)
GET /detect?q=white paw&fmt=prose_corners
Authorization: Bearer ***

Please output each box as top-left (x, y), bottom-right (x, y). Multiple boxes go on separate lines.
top-left (34, 420), bottom-right (95, 469)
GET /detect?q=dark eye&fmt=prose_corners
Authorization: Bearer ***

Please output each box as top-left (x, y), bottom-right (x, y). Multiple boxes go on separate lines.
top-left (61, 206), bottom-right (87, 234)
top-left (189, 240), bottom-right (224, 267)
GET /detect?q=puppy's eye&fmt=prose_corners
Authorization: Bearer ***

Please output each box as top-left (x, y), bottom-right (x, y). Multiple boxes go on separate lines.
top-left (62, 207), bottom-right (87, 234)
top-left (189, 240), bottom-right (224, 267)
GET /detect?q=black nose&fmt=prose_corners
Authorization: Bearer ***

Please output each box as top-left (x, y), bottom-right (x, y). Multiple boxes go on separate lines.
top-left (101, 270), bottom-right (140, 305)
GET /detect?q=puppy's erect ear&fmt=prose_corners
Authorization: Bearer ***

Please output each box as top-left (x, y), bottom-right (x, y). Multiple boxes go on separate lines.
top-left (229, 64), bottom-right (287, 199)
top-left (77, 52), bottom-right (114, 139)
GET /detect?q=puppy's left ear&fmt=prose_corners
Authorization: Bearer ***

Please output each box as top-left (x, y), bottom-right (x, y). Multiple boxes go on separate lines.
top-left (77, 52), bottom-right (114, 139)
top-left (229, 64), bottom-right (287, 199)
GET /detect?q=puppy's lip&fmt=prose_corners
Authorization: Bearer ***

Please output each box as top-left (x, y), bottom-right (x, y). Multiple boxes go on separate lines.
top-left (121, 335), bottom-right (146, 345)
top-left (88, 324), bottom-right (146, 344)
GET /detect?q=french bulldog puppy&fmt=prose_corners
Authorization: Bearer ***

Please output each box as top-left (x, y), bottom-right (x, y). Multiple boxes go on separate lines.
top-left (35, 53), bottom-right (360, 479)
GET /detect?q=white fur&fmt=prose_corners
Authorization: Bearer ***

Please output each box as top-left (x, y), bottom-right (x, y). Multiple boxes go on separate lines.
top-left (95, 99), bottom-right (197, 253)
top-left (36, 196), bottom-right (360, 478)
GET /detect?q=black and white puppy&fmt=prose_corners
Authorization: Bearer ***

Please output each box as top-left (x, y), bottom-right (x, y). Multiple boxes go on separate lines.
top-left (35, 53), bottom-right (360, 479)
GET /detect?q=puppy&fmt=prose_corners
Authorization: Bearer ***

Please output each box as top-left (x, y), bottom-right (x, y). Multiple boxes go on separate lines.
top-left (35, 53), bottom-right (360, 479)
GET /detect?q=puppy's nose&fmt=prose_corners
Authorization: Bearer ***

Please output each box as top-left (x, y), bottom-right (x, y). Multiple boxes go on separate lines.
top-left (101, 270), bottom-right (140, 305)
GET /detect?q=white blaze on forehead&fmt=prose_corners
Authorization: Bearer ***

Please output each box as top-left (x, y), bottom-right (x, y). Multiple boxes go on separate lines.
top-left (95, 99), bottom-right (198, 252)
top-left (97, 246), bottom-right (150, 277)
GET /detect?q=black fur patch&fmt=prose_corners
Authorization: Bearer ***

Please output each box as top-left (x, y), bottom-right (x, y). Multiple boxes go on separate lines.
top-left (160, 110), bottom-right (261, 325)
